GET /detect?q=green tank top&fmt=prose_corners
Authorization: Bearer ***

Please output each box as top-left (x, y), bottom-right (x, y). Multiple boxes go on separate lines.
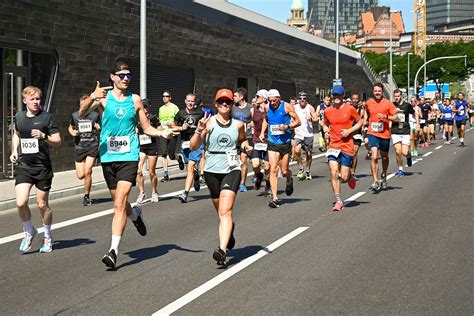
top-left (204, 117), bottom-right (241, 174)
top-left (99, 92), bottom-right (139, 162)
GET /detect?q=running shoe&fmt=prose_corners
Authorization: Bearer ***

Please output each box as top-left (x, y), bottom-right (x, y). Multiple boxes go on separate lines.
top-left (348, 175), bottom-right (356, 190)
top-left (131, 205), bottom-right (147, 236)
top-left (39, 238), bottom-right (53, 253)
top-left (82, 196), bottom-right (92, 207)
top-left (381, 177), bottom-right (388, 190)
top-left (413, 150), bottom-right (419, 157)
top-left (365, 152), bottom-right (372, 160)
top-left (407, 153), bottom-right (413, 167)
top-left (177, 155), bottom-right (185, 170)
top-left (150, 192), bottom-right (159, 203)
top-left (268, 197), bottom-right (281, 208)
top-left (255, 172), bottom-right (264, 190)
top-left (285, 178), bottom-right (294, 196)
top-left (444, 141), bottom-right (450, 145)
top-left (239, 184), bottom-right (247, 192)
top-left (178, 192), bottom-right (187, 203)
top-left (251, 176), bottom-right (257, 183)
top-left (461, 142), bottom-right (465, 148)
top-left (199, 177), bottom-right (206, 185)
top-left (370, 181), bottom-right (381, 192)
top-left (213, 247), bottom-right (226, 266)
top-left (332, 202), bottom-right (344, 212)
top-left (395, 170), bottom-right (405, 177)
top-left (136, 192), bottom-right (146, 204)
top-left (160, 175), bottom-right (170, 182)
top-left (19, 228), bottom-right (37, 253)
top-left (101, 249), bottom-right (117, 268)
top-left (193, 168), bottom-right (201, 192)
top-left (305, 171), bottom-right (312, 180)
top-left (227, 223), bottom-right (236, 250)
top-left (297, 169), bottom-right (305, 180)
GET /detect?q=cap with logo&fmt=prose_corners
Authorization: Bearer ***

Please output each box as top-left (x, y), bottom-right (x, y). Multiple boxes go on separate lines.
top-left (267, 89), bottom-right (281, 98)
top-left (215, 88), bottom-right (234, 102)
top-left (332, 85), bottom-right (345, 95)
top-left (256, 89), bottom-right (268, 100)
top-left (298, 91), bottom-right (307, 98)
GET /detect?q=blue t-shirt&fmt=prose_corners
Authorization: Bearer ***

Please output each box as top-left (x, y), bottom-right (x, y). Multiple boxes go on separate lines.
top-left (455, 101), bottom-right (467, 121)
top-left (267, 101), bottom-right (291, 145)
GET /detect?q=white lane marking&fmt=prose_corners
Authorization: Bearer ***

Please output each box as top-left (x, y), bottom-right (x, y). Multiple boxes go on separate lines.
top-left (412, 161), bottom-right (419, 165)
top-left (422, 151), bottom-right (433, 157)
top-left (344, 191), bottom-right (366, 205)
top-left (387, 173), bottom-right (395, 180)
top-left (0, 153), bottom-right (328, 244)
top-left (452, 137), bottom-right (458, 140)
top-left (435, 145), bottom-right (443, 150)
top-left (153, 226), bottom-right (309, 315)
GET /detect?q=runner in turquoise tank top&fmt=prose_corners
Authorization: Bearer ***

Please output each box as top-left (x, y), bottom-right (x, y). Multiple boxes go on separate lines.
top-left (79, 60), bottom-right (172, 269)
top-left (190, 88), bottom-right (252, 267)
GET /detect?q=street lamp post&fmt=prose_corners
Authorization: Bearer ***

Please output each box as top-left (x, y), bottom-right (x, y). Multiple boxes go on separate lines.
top-left (407, 52), bottom-right (413, 96)
top-left (414, 55), bottom-right (468, 97)
top-left (140, 0), bottom-right (147, 98)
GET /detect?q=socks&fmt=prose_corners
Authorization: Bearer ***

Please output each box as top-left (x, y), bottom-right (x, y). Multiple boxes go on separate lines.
top-left (399, 166), bottom-right (403, 171)
top-left (460, 138), bottom-right (464, 143)
top-left (110, 235), bottom-right (121, 254)
top-left (43, 224), bottom-right (52, 239)
top-left (335, 193), bottom-right (342, 204)
top-left (22, 220), bottom-right (35, 235)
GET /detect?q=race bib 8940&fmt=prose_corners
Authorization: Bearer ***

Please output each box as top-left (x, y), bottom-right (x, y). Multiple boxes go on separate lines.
top-left (107, 136), bottom-right (130, 153)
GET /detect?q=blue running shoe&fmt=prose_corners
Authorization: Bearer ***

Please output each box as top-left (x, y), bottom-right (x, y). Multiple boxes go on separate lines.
top-left (239, 184), bottom-right (247, 192)
top-left (19, 228), bottom-right (37, 253)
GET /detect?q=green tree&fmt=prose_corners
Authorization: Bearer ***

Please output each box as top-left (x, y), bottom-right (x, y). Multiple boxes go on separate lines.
top-left (364, 41), bottom-right (474, 94)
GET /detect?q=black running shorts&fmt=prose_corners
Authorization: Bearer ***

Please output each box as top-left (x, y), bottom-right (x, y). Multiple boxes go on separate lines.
top-left (204, 170), bottom-right (241, 199)
top-left (15, 167), bottom-right (53, 192)
top-left (267, 141), bottom-right (292, 157)
top-left (75, 144), bottom-right (99, 162)
top-left (101, 161), bottom-right (139, 189)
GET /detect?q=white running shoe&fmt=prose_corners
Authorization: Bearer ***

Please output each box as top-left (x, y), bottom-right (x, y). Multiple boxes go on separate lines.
top-left (39, 238), bottom-right (53, 253)
top-left (19, 228), bottom-right (37, 253)
top-left (136, 192), bottom-right (146, 204)
top-left (150, 192), bottom-right (159, 203)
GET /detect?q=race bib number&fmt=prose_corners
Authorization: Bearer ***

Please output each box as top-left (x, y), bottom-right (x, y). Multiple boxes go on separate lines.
top-left (371, 122), bottom-right (384, 132)
top-left (459, 110), bottom-right (465, 116)
top-left (254, 143), bottom-right (268, 151)
top-left (444, 113), bottom-right (452, 119)
top-left (326, 148), bottom-right (341, 158)
top-left (270, 125), bottom-right (284, 135)
top-left (353, 134), bottom-right (363, 141)
top-left (78, 121), bottom-right (92, 133)
top-left (226, 149), bottom-right (240, 168)
top-left (181, 141), bottom-right (190, 149)
top-left (139, 134), bottom-right (152, 145)
top-left (21, 138), bottom-right (39, 154)
top-left (419, 119), bottom-right (426, 124)
top-left (107, 136), bottom-right (130, 153)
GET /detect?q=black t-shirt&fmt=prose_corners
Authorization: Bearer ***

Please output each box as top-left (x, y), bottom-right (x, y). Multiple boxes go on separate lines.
top-left (137, 115), bottom-right (160, 149)
top-left (421, 103), bottom-right (431, 121)
top-left (391, 101), bottom-right (414, 135)
top-left (70, 111), bottom-right (100, 149)
top-left (15, 110), bottom-right (60, 170)
top-left (175, 108), bottom-right (204, 141)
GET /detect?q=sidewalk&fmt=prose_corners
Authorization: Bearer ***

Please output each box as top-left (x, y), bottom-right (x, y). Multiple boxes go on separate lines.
top-left (0, 159), bottom-right (179, 212)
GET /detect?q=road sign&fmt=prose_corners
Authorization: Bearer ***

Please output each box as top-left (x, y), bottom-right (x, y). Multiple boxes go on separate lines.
top-left (333, 79), bottom-right (342, 87)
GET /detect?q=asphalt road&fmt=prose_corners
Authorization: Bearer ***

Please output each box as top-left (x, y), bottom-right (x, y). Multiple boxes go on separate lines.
top-left (0, 128), bottom-right (472, 315)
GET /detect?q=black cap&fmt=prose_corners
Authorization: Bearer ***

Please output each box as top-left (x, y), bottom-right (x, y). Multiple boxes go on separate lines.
top-left (142, 99), bottom-right (151, 108)
top-left (298, 91), bottom-right (308, 98)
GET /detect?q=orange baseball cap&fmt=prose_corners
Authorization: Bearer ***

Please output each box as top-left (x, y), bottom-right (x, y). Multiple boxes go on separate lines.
top-left (215, 88), bottom-right (233, 102)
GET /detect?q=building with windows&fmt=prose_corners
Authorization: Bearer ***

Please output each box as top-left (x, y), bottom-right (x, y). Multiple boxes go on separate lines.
top-left (287, 0), bottom-right (308, 31)
top-left (427, 0), bottom-right (474, 31)
top-left (308, 0), bottom-right (378, 40)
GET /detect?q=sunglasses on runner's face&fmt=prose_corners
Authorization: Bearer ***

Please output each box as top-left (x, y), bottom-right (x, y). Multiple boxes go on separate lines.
top-left (299, 97), bottom-right (307, 100)
top-left (115, 73), bottom-right (133, 80)
top-left (163, 95), bottom-right (170, 98)
top-left (216, 98), bottom-right (232, 106)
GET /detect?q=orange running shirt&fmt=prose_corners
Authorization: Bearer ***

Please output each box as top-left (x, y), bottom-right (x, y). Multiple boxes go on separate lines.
top-left (366, 98), bottom-right (397, 139)
top-left (324, 104), bottom-right (360, 156)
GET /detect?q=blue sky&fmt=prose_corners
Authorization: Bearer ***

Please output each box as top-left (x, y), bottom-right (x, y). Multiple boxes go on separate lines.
top-left (229, 0), bottom-right (414, 32)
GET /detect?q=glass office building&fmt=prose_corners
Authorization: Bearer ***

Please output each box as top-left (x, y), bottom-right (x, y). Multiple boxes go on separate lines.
top-left (427, 0), bottom-right (474, 31)
top-left (308, 0), bottom-right (378, 39)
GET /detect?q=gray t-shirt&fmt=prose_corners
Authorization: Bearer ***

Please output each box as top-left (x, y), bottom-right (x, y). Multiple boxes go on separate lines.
top-left (70, 111), bottom-right (100, 149)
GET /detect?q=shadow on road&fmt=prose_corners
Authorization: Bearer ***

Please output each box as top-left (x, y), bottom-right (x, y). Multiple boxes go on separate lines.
top-left (223, 245), bottom-right (265, 268)
top-left (53, 238), bottom-right (96, 250)
top-left (345, 200), bottom-right (370, 208)
top-left (115, 244), bottom-right (204, 270)
top-left (91, 197), bottom-right (113, 205)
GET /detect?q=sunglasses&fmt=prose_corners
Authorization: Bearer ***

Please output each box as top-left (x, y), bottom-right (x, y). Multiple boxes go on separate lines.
top-left (216, 98), bottom-right (232, 106)
top-left (163, 95), bottom-right (170, 98)
top-left (115, 73), bottom-right (133, 80)
top-left (299, 97), bottom-right (307, 100)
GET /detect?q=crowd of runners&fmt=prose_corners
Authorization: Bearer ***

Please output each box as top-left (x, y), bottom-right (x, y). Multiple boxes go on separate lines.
top-left (10, 60), bottom-right (472, 267)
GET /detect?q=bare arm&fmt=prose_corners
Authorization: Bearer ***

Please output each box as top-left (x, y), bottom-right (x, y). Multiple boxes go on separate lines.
top-left (285, 103), bottom-right (301, 129)
top-left (79, 81), bottom-right (108, 117)
top-left (68, 123), bottom-right (79, 137)
top-left (134, 95), bottom-right (170, 138)
top-left (9, 131), bottom-right (20, 164)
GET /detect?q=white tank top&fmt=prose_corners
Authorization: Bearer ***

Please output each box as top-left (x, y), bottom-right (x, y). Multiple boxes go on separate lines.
top-left (294, 103), bottom-right (314, 138)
